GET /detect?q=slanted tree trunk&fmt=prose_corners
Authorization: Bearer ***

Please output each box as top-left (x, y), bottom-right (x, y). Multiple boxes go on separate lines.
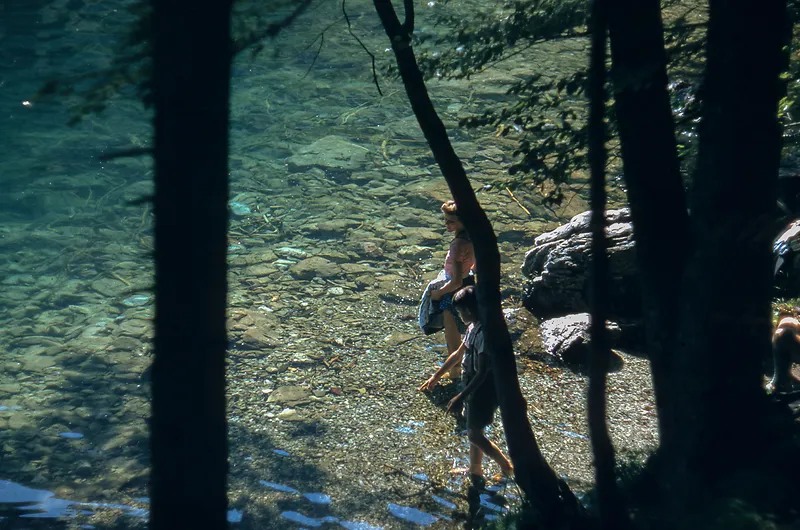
top-left (373, 0), bottom-right (586, 526)
top-left (666, 0), bottom-right (789, 509)
top-left (606, 0), bottom-right (689, 454)
top-left (587, 0), bottom-right (629, 527)
top-left (150, 0), bottom-right (233, 527)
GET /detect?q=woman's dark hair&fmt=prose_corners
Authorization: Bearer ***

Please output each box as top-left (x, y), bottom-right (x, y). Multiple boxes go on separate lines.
top-left (452, 285), bottom-right (478, 319)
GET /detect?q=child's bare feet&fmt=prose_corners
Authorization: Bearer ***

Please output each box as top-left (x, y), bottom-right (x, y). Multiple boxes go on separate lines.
top-left (469, 473), bottom-right (487, 489)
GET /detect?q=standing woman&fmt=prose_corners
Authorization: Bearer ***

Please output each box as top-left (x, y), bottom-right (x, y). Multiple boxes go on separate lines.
top-left (431, 200), bottom-right (475, 377)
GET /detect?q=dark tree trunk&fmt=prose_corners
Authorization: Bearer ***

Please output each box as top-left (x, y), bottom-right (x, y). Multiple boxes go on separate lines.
top-left (606, 0), bottom-right (689, 453)
top-left (667, 0), bottom-right (789, 514)
top-left (587, 0), bottom-right (629, 527)
top-left (150, 0), bottom-right (233, 527)
top-left (373, 0), bottom-right (586, 526)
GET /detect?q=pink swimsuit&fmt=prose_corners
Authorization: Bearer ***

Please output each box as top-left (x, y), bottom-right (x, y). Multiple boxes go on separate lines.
top-left (444, 236), bottom-right (475, 280)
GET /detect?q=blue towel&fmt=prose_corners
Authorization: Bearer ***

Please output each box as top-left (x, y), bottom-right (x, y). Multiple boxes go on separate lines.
top-left (418, 270), bottom-right (448, 335)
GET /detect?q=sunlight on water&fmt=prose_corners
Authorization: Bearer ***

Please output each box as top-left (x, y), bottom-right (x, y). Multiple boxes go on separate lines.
top-left (259, 480), bottom-right (299, 494)
top-left (387, 503), bottom-right (438, 525)
top-left (0, 479), bottom-right (147, 520)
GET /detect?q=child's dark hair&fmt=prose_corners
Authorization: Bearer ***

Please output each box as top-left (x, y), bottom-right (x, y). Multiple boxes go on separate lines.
top-left (452, 285), bottom-right (478, 319)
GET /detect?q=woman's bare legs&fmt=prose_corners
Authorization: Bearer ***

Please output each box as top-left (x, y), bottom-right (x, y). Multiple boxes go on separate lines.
top-left (442, 311), bottom-right (462, 378)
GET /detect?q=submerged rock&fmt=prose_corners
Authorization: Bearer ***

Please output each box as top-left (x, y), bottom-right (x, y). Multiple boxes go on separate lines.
top-left (268, 386), bottom-right (311, 406)
top-left (286, 135), bottom-right (370, 173)
top-left (288, 257), bottom-right (342, 280)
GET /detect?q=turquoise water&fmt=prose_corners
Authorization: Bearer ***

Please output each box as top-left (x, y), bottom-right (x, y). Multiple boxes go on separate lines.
top-left (0, 1), bottom-right (607, 528)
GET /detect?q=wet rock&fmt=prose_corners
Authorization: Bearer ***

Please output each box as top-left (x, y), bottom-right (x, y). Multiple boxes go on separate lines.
top-left (341, 263), bottom-right (375, 275)
top-left (0, 382), bottom-right (22, 394)
top-left (8, 413), bottom-right (34, 430)
top-left (278, 408), bottom-right (303, 422)
top-left (396, 245), bottom-right (433, 260)
top-left (4, 361), bottom-right (22, 373)
top-left (397, 227), bottom-right (443, 247)
top-left (274, 247), bottom-right (309, 260)
top-left (383, 332), bottom-right (416, 347)
top-left (118, 318), bottom-right (151, 337)
top-left (111, 336), bottom-right (143, 352)
top-left (353, 275), bottom-right (376, 289)
top-left (268, 386), bottom-right (311, 406)
top-left (357, 242), bottom-right (384, 259)
top-left (22, 354), bottom-right (56, 372)
top-left (383, 165), bottom-right (431, 178)
top-left (289, 257), bottom-right (343, 280)
top-left (90, 278), bottom-right (128, 298)
top-left (305, 219), bottom-right (361, 238)
top-left (539, 313), bottom-right (623, 367)
top-left (246, 264), bottom-right (277, 277)
top-left (239, 328), bottom-right (278, 349)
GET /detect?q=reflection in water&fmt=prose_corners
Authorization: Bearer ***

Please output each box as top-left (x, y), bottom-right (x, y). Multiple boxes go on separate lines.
top-left (58, 432), bottom-right (84, 439)
top-left (556, 429), bottom-right (589, 440)
top-left (339, 521), bottom-right (384, 530)
top-left (280, 511), bottom-right (341, 527)
top-left (264, 478), bottom-right (384, 529)
top-left (0, 479), bottom-right (147, 521)
top-left (387, 503), bottom-right (438, 525)
top-left (430, 494), bottom-right (457, 510)
top-left (303, 492), bottom-right (332, 505)
top-left (281, 510), bottom-right (323, 527)
top-left (259, 480), bottom-right (299, 494)
top-left (478, 493), bottom-right (508, 513)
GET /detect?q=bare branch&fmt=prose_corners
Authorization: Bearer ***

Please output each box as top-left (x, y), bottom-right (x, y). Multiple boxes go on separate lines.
top-left (343, 0), bottom-right (383, 96)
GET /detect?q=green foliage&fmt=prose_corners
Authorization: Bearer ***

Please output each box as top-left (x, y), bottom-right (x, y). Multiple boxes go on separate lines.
top-left (415, 0), bottom-right (589, 81)
top-left (414, 0), bottom-right (797, 204)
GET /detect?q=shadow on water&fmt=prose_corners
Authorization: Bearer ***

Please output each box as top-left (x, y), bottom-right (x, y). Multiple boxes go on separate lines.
top-left (226, 419), bottom-right (480, 529)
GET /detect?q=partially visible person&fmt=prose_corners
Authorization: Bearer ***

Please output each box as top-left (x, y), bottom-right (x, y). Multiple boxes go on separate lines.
top-left (774, 219), bottom-right (800, 297)
top-left (420, 286), bottom-right (513, 486)
top-left (768, 307), bottom-right (800, 393)
top-left (430, 200), bottom-right (475, 378)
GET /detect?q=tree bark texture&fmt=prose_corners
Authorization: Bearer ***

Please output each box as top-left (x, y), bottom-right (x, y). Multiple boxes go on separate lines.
top-left (373, 0), bottom-right (586, 525)
top-left (587, 0), bottom-right (629, 527)
top-left (669, 0), bottom-right (789, 508)
top-left (606, 0), bottom-right (689, 452)
top-left (150, 0), bottom-right (233, 528)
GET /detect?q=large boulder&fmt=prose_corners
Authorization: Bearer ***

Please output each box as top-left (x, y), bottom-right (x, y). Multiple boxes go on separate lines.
top-left (521, 208), bottom-right (641, 320)
top-left (539, 313), bottom-right (624, 368)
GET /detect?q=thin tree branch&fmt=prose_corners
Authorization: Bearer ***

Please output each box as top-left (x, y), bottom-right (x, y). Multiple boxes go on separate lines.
top-left (402, 0), bottom-right (415, 34)
top-left (232, 0), bottom-right (315, 55)
top-left (343, 0), bottom-right (383, 96)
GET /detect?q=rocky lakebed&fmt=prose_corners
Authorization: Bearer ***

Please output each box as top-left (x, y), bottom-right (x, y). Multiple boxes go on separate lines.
top-left (0, 135), bottom-right (660, 529)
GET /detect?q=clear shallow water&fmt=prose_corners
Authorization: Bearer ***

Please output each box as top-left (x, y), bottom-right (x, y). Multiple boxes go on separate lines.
top-left (0, 0), bottom-right (607, 528)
